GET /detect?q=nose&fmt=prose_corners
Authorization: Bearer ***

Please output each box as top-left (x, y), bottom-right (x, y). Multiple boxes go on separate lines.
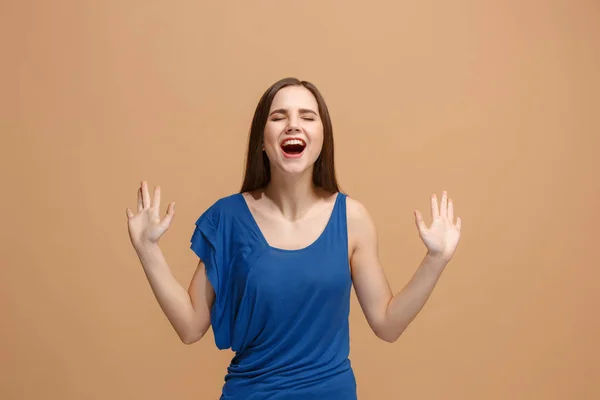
top-left (285, 114), bottom-right (301, 133)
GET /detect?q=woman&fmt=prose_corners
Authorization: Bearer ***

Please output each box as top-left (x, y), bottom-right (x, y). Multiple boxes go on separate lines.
top-left (126, 77), bottom-right (462, 399)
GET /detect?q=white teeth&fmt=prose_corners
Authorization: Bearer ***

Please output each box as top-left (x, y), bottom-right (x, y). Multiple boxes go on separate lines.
top-left (282, 139), bottom-right (304, 146)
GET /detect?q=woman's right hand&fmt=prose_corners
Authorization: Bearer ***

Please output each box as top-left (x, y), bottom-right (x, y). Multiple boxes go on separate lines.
top-left (126, 181), bottom-right (175, 249)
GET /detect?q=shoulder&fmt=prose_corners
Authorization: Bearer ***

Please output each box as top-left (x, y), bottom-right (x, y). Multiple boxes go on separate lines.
top-left (210, 193), bottom-right (243, 211)
top-left (195, 193), bottom-right (244, 224)
top-left (345, 196), bottom-right (378, 250)
top-left (345, 196), bottom-right (370, 222)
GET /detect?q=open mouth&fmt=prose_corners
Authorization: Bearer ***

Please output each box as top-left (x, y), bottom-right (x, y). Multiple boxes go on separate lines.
top-left (280, 138), bottom-right (306, 157)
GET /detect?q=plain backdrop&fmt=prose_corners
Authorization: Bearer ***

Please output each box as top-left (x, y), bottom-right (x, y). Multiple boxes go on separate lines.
top-left (1, 1), bottom-right (599, 399)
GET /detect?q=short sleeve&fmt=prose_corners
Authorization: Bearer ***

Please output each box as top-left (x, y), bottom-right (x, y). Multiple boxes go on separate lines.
top-left (190, 204), bottom-right (232, 349)
top-left (190, 207), bottom-right (221, 295)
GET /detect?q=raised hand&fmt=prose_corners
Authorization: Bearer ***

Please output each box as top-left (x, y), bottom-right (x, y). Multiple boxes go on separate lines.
top-left (414, 191), bottom-right (462, 261)
top-left (126, 181), bottom-right (175, 249)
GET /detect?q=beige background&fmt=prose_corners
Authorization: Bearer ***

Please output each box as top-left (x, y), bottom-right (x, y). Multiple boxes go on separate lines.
top-left (2, 1), bottom-right (599, 399)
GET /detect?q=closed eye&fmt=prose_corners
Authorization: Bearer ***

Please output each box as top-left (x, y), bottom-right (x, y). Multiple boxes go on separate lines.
top-left (269, 108), bottom-right (318, 121)
top-left (270, 116), bottom-right (314, 121)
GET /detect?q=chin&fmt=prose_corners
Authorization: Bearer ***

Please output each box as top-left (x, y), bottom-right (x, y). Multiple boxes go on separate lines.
top-left (272, 154), bottom-right (316, 176)
top-left (276, 162), bottom-right (313, 176)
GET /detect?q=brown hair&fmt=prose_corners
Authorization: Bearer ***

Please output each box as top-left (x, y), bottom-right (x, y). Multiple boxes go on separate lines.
top-left (240, 77), bottom-right (339, 193)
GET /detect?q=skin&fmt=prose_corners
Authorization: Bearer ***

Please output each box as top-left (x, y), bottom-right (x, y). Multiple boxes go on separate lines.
top-left (242, 85), bottom-right (338, 250)
top-left (348, 192), bottom-right (461, 342)
top-left (125, 85), bottom-right (462, 345)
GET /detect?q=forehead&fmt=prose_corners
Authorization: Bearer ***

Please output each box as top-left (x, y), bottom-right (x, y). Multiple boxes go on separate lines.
top-left (270, 85), bottom-right (318, 111)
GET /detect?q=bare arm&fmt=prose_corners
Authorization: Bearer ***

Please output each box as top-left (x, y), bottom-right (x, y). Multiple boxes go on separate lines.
top-left (126, 181), bottom-right (214, 344)
top-left (135, 244), bottom-right (214, 344)
top-left (348, 193), bottom-right (461, 343)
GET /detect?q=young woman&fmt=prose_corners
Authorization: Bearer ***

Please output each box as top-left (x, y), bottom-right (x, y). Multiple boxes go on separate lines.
top-left (126, 77), bottom-right (462, 399)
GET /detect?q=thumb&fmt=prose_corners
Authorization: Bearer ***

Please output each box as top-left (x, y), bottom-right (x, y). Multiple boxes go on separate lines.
top-left (159, 202), bottom-right (176, 230)
top-left (414, 210), bottom-right (427, 233)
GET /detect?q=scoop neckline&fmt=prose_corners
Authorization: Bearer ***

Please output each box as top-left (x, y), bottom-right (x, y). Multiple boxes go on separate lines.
top-left (238, 192), bottom-right (341, 253)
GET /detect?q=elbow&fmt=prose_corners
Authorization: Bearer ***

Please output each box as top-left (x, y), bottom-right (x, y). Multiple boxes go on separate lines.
top-left (180, 332), bottom-right (202, 345)
top-left (178, 327), bottom-right (206, 345)
top-left (377, 332), bottom-right (401, 344)
top-left (178, 318), bottom-right (210, 345)
top-left (374, 325), bottom-right (405, 343)
top-left (180, 335), bottom-right (198, 345)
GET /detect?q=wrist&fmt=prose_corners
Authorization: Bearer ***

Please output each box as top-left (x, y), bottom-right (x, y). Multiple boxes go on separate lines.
top-left (134, 240), bottom-right (161, 256)
top-left (133, 239), bottom-right (158, 251)
top-left (424, 251), bottom-right (451, 269)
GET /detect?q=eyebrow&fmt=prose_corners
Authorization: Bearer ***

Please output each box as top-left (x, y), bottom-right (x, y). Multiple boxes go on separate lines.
top-left (269, 108), bottom-right (318, 116)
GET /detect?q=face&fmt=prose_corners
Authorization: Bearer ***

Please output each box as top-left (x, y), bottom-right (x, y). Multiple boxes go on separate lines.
top-left (263, 85), bottom-right (324, 176)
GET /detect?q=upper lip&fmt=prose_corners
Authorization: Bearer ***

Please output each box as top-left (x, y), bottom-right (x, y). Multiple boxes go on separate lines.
top-left (280, 137), bottom-right (306, 146)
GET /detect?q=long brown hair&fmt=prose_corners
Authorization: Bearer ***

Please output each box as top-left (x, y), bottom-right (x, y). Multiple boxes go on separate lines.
top-left (240, 77), bottom-right (339, 193)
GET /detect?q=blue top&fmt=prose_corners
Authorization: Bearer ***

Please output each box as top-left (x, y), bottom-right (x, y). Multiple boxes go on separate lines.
top-left (190, 192), bottom-right (356, 399)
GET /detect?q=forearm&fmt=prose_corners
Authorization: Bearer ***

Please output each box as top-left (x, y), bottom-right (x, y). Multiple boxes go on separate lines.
top-left (382, 253), bottom-right (449, 342)
top-left (134, 243), bottom-right (199, 343)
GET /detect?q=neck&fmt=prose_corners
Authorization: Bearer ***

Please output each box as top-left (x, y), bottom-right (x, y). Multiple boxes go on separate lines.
top-left (263, 167), bottom-right (322, 221)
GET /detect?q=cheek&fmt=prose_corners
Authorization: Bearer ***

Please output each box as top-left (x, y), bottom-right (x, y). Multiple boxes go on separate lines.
top-left (263, 127), bottom-right (279, 147)
top-left (309, 129), bottom-right (324, 152)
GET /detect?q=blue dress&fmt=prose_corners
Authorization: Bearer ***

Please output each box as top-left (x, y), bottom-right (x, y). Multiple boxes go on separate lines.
top-left (190, 192), bottom-right (357, 399)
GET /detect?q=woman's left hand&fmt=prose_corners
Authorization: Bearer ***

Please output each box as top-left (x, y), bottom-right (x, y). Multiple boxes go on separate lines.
top-left (414, 191), bottom-right (462, 262)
